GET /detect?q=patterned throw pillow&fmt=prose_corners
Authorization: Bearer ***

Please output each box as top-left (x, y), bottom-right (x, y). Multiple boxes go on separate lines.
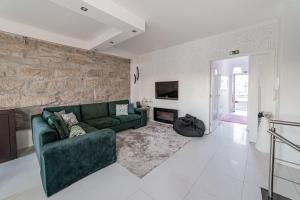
top-left (54, 110), bottom-right (66, 120)
top-left (61, 112), bottom-right (78, 127)
top-left (116, 104), bottom-right (128, 116)
top-left (69, 125), bottom-right (86, 138)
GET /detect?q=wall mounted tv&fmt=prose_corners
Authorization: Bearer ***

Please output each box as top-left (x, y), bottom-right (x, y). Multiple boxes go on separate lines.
top-left (155, 81), bottom-right (178, 100)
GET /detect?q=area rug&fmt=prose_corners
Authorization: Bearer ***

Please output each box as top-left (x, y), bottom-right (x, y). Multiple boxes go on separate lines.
top-left (116, 122), bottom-right (191, 178)
top-left (221, 113), bottom-right (247, 124)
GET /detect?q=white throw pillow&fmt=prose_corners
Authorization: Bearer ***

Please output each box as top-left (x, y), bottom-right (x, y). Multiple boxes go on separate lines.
top-left (116, 104), bottom-right (128, 116)
top-left (61, 112), bottom-right (79, 127)
top-left (54, 110), bottom-right (66, 120)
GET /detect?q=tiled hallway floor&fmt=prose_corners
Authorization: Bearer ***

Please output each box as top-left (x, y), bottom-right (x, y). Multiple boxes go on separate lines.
top-left (1, 122), bottom-right (299, 200)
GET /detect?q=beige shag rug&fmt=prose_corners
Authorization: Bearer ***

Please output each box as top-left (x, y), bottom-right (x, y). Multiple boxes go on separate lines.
top-left (116, 122), bottom-right (191, 178)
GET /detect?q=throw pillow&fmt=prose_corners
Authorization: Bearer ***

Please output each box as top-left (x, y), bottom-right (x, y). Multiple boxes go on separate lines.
top-left (47, 115), bottom-right (58, 130)
top-left (69, 125), bottom-right (86, 138)
top-left (116, 104), bottom-right (128, 116)
top-left (57, 118), bottom-right (70, 138)
top-left (42, 110), bottom-right (54, 122)
top-left (61, 112), bottom-right (79, 127)
top-left (47, 115), bottom-right (69, 139)
top-left (54, 110), bottom-right (66, 120)
top-left (128, 103), bottom-right (135, 114)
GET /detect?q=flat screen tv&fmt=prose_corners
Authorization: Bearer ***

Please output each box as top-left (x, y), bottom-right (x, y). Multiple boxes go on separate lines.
top-left (155, 81), bottom-right (178, 100)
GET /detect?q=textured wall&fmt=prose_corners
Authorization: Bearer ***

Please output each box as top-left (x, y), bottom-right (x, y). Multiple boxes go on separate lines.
top-left (0, 31), bottom-right (130, 130)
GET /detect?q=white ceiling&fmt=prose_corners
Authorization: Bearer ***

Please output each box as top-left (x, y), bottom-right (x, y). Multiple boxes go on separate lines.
top-left (111, 0), bottom-right (283, 55)
top-left (0, 0), bottom-right (108, 40)
top-left (0, 0), bottom-right (145, 50)
top-left (0, 0), bottom-right (284, 56)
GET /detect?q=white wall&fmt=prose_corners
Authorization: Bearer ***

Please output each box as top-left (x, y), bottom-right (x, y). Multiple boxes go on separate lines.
top-left (131, 1), bottom-right (300, 167)
top-left (277, 0), bottom-right (300, 166)
top-left (131, 22), bottom-right (278, 132)
top-left (16, 130), bottom-right (33, 150)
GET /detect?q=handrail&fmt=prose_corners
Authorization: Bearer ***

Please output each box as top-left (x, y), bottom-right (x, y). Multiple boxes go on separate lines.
top-left (267, 120), bottom-right (300, 199)
top-left (269, 119), bottom-right (300, 127)
top-left (268, 130), bottom-right (300, 152)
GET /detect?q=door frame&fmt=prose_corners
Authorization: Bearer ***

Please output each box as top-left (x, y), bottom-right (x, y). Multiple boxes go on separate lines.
top-left (209, 63), bottom-right (221, 133)
top-left (208, 50), bottom-right (278, 134)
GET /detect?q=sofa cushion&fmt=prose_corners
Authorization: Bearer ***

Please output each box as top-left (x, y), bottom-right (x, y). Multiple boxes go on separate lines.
top-left (61, 113), bottom-right (79, 127)
top-left (47, 115), bottom-right (69, 139)
top-left (116, 104), bottom-right (128, 116)
top-left (77, 122), bottom-right (98, 133)
top-left (69, 125), bottom-right (86, 138)
top-left (128, 103), bottom-right (135, 114)
top-left (108, 100), bottom-right (129, 116)
top-left (85, 117), bottom-right (120, 129)
top-left (113, 114), bottom-right (141, 123)
top-left (42, 110), bottom-right (54, 122)
top-left (53, 110), bottom-right (66, 120)
top-left (45, 105), bottom-right (82, 122)
top-left (81, 103), bottom-right (108, 121)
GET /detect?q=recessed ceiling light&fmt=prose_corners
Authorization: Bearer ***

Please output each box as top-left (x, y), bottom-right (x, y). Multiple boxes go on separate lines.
top-left (109, 41), bottom-right (114, 44)
top-left (132, 30), bottom-right (137, 33)
top-left (80, 7), bottom-right (88, 12)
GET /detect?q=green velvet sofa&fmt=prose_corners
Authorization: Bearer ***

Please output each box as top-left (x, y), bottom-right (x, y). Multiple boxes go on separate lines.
top-left (31, 100), bottom-right (147, 196)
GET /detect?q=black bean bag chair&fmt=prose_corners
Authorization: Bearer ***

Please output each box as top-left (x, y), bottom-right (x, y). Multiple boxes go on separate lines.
top-left (173, 114), bottom-right (205, 137)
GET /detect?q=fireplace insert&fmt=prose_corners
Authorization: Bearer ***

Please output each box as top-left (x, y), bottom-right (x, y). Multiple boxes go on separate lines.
top-left (154, 107), bottom-right (178, 124)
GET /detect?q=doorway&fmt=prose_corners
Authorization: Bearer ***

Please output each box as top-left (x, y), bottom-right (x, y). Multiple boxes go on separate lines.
top-left (230, 73), bottom-right (248, 121)
top-left (209, 56), bottom-right (249, 132)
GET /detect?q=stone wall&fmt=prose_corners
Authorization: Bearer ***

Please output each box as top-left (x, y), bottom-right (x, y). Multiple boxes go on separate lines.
top-left (0, 31), bottom-right (130, 130)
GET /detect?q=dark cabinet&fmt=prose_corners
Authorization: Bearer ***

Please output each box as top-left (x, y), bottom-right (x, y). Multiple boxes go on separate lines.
top-left (0, 109), bottom-right (17, 163)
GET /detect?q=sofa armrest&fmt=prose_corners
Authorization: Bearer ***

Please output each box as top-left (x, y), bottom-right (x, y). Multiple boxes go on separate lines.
top-left (32, 116), bottom-right (58, 163)
top-left (40, 129), bottom-right (116, 196)
top-left (134, 108), bottom-right (148, 127)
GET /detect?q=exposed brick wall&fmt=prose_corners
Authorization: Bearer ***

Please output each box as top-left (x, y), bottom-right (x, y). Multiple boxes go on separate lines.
top-left (0, 31), bottom-right (130, 130)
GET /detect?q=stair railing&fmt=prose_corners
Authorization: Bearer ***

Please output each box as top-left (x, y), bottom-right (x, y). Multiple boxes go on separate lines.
top-left (268, 120), bottom-right (300, 199)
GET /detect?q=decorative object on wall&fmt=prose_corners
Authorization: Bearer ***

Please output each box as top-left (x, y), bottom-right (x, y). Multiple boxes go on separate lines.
top-left (136, 66), bottom-right (140, 80)
top-left (133, 66), bottom-right (140, 84)
top-left (23, 36), bottom-right (28, 45)
top-left (134, 74), bottom-right (137, 84)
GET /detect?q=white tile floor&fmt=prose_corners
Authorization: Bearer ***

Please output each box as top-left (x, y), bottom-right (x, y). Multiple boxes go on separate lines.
top-left (1, 122), bottom-right (300, 200)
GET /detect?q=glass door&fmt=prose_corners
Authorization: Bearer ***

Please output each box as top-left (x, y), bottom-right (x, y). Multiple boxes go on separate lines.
top-left (234, 74), bottom-right (248, 115)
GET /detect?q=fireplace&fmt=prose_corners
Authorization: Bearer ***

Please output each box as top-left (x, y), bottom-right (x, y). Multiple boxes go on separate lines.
top-left (154, 107), bottom-right (178, 124)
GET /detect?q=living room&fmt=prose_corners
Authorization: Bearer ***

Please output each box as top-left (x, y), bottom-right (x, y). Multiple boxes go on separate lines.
top-left (0, 0), bottom-right (300, 200)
